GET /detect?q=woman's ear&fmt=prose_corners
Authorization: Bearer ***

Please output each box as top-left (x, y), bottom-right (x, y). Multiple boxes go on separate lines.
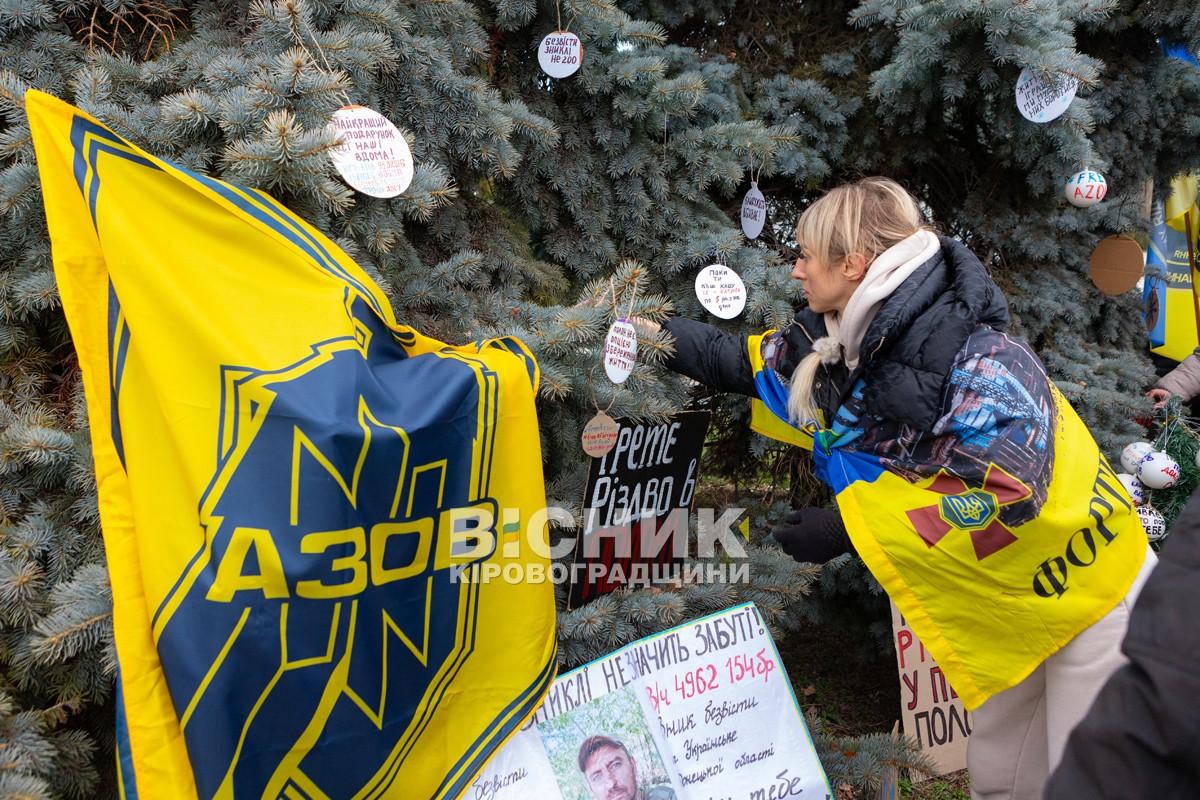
top-left (843, 252), bottom-right (869, 282)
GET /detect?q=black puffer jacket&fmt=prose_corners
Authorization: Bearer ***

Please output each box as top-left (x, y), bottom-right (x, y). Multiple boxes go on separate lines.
top-left (663, 236), bottom-right (1009, 430)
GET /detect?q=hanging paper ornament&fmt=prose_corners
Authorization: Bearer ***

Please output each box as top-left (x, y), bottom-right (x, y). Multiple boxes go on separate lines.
top-left (581, 411), bottom-right (620, 457)
top-left (1064, 170), bottom-right (1108, 208)
top-left (603, 319), bottom-right (637, 383)
top-left (1195, 447), bottom-right (1200, 471)
top-left (1117, 473), bottom-right (1147, 506)
top-left (1137, 506), bottom-right (1168, 542)
top-left (538, 31), bottom-right (582, 79)
top-left (741, 182), bottom-right (766, 239)
top-left (1014, 68), bottom-right (1078, 123)
top-left (695, 264), bottom-right (747, 319)
top-left (329, 106), bottom-right (414, 198)
top-left (1137, 451), bottom-right (1181, 489)
top-left (1088, 234), bottom-right (1144, 295)
top-left (1120, 441), bottom-right (1155, 473)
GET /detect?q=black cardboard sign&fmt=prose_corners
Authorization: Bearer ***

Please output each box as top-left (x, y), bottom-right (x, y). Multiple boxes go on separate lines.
top-left (569, 411), bottom-right (710, 607)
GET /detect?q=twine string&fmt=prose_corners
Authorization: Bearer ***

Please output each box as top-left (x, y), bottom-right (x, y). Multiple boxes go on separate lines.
top-left (290, 6), bottom-right (353, 107)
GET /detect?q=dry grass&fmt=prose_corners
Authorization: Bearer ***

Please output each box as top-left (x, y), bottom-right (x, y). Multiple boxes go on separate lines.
top-left (904, 769), bottom-right (970, 799)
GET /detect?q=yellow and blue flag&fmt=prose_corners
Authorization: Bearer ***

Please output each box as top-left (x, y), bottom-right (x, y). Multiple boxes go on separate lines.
top-left (747, 332), bottom-right (816, 449)
top-left (751, 327), bottom-right (1145, 709)
top-left (27, 89), bottom-right (556, 800)
top-left (1145, 176), bottom-right (1200, 361)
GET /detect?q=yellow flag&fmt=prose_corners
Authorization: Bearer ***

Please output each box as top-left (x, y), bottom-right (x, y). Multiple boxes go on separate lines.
top-left (746, 332), bottom-right (817, 449)
top-left (27, 90), bottom-right (556, 800)
top-left (821, 381), bottom-right (1145, 710)
top-left (1164, 173), bottom-right (1200, 241)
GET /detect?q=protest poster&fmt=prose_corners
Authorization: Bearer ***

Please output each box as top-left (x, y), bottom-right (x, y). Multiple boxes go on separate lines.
top-left (1145, 198), bottom-right (1199, 362)
top-left (570, 411), bottom-right (711, 606)
top-left (466, 603), bottom-right (832, 800)
top-left (890, 602), bottom-right (971, 779)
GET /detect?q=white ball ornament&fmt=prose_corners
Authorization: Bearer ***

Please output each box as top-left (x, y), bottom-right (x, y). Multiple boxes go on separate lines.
top-left (1137, 451), bottom-right (1181, 489)
top-left (1120, 441), bottom-right (1155, 474)
top-left (1117, 473), bottom-right (1147, 506)
top-left (1064, 170), bottom-right (1107, 208)
top-left (1137, 506), bottom-right (1167, 543)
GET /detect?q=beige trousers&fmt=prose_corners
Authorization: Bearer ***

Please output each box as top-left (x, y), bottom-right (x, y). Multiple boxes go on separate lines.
top-left (966, 547), bottom-right (1157, 800)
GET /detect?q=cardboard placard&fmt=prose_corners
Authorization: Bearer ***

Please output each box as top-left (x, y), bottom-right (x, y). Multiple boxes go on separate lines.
top-left (891, 602), bottom-right (971, 779)
top-left (582, 411), bottom-right (621, 458)
top-left (466, 603), bottom-right (832, 800)
top-left (570, 411), bottom-right (710, 607)
top-left (1089, 234), bottom-right (1144, 295)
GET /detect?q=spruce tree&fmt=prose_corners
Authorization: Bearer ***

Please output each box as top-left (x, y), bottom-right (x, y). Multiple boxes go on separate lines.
top-left (632, 0), bottom-right (1200, 693)
top-left (1, 0), bottom-right (1199, 797)
top-left (639, 0), bottom-right (1200, 456)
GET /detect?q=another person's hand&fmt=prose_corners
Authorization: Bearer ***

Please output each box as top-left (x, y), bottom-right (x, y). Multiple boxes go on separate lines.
top-left (770, 507), bottom-right (853, 564)
top-left (1146, 387), bottom-right (1172, 408)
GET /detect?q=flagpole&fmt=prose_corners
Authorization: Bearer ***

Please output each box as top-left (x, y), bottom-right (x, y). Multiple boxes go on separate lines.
top-left (1189, 209), bottom-right (1200, 344)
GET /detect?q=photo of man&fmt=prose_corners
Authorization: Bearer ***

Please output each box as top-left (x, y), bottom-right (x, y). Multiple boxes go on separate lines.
top-left (538, 684), bottom-right (678, 800)
top-left (577, 734), bottom-right (676, 800)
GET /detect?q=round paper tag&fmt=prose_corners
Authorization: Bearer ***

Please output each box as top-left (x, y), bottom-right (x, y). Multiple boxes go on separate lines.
top-left (695, 264), bottom-right (747, 319)
top-left (741, 183), bottom-right (766, 239)
top-left (538, 31), bottom-right (582, 79)
top-left (582, 411), bottom-right (620, 457)
top-left (603, 319), bottom-right (637, 383)
top-left (1088, 234), bottom-right (1143, 295)
top-left (329, 106), bottom-right (414, 198)
top-left (1014, 68), bottom-right (1077, 123)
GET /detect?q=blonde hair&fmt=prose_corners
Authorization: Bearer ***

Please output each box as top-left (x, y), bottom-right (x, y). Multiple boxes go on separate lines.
top-left (787, 177), bottom-right (929, 427)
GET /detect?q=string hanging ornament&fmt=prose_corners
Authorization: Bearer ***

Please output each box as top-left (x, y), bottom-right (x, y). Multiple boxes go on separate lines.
top-left (583, 280), bottom-right (639, 457)
top-left (538, 0), bottom-right (582, 79)
top-left (1065, 164), bottom-right (1107, 208)
top-left (286, 6), bottom-right (415, 198)
top-left (740, 154), bottom-right (766, 240)
top-left (1014, 67), bottom-right (1077, 123)
top-left (1118, 398), bottom-right (1200, 544)
top-left (602, 278), bottom-right (639, 384)
top-left (695, 251), bottom-right (747, 319)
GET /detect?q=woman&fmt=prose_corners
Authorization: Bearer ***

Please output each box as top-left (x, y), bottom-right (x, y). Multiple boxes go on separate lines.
top-left (648, 177), bottom-right (1154, 799)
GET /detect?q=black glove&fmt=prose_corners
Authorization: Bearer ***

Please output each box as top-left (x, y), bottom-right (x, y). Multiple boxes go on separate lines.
top-left (771, 507), bottom-right (853, 564)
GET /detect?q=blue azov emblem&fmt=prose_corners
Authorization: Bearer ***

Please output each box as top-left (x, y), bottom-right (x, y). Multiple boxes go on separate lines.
top-left (154, 296), bottom-right (499, 799)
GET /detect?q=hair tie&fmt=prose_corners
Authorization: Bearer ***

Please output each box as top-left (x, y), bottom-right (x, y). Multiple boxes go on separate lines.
top-left (812, 336), bottom-right (842, 366)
